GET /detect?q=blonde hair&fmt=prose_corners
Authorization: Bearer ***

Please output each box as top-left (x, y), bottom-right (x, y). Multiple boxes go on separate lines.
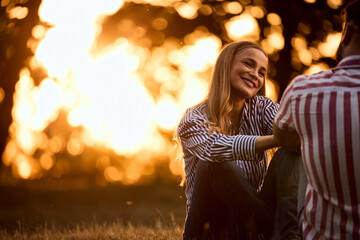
top-left (174, 41), bottom-right (267, 185)
top-left (207, 41), bottom-right (266, 134)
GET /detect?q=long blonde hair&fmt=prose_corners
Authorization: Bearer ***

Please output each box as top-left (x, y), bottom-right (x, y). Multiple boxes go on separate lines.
top-left (207, 41), bottom-right (266, 134)
top-left (174, 41), bottom-right (267, 185)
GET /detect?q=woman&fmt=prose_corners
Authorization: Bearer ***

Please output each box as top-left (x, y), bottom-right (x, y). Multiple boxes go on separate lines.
top-left (176, 41), bottom-right (305, 239)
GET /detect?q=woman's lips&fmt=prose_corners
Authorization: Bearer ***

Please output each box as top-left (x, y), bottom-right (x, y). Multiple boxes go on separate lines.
top-left (243, 78), bottom-right (256, 88)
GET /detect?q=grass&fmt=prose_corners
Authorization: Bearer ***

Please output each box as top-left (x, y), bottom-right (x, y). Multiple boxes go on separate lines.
top-left (0, 218), bottom-right (183, 240)
top-left (0, 179), bottom-right (186, 239)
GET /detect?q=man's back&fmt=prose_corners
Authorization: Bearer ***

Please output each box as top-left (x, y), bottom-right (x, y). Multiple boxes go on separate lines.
top-left (276, 55), bottom-right (360, 238)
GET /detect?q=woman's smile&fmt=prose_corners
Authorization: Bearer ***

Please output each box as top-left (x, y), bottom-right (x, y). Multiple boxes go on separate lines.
top-left (230, 48), bottom-right (268, 99)
top-left (242, 77), bottom-right (256, 88)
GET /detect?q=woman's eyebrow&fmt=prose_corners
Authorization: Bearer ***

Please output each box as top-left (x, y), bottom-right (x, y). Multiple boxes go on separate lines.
top-left (241, 57), bottom-right (255, 62)
top-left (242, 58), bottom-right (267, 70)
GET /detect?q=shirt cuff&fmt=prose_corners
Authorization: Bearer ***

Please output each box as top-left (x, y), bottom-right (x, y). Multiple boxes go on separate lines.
top-left (233, 135), bottom-right (257, 160)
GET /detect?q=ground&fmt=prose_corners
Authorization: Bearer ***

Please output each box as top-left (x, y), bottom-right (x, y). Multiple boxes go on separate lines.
top-left (0, 178), bottom-right (186, 236)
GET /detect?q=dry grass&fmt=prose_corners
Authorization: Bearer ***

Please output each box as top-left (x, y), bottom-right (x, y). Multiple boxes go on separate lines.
top-left (0, 218), bottom-right (183, 240)
top-left (0, 181), bottom-right (186, 239)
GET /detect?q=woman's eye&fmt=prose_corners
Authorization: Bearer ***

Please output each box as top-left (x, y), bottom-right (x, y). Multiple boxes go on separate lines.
top-left (259, 72), bottom-right (266, 78)
top-left (243, 62), bottom-right (251, 67)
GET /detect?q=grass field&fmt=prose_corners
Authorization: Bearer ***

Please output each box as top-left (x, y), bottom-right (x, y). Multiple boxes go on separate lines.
top-left (0, 220), bottom-right (183, 239)
top-left (0, 178), bottom-right (186, 239)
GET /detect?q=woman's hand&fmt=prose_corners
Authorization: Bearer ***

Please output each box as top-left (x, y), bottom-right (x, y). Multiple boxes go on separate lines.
top-left (273, 124), bottom-right (301, 153)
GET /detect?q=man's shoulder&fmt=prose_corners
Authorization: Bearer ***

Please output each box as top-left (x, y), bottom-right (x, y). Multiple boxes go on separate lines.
top-left (293, 68), bottom-right (333, 83)
top-left (289, 68), bottom-right (336, 92)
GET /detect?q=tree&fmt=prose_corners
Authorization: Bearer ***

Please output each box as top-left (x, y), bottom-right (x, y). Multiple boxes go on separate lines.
top-left (0, 0), bottom-right (346, 181)
top-left (0, 0), bottom-right (42, 171)
top-left (265, 0), bottom-right (343, 97)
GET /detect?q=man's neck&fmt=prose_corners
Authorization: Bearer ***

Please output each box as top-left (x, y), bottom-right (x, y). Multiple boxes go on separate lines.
top-left (342, 35), bottom-right (360, 59)
top-left (343, 49), bottom-right (360, 59)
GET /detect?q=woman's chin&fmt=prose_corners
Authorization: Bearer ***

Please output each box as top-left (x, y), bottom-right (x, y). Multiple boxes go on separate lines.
top-left (232, 90), bottom-right (257, 100)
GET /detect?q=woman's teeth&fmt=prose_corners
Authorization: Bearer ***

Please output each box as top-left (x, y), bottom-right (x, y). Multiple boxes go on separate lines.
top-left (244, 79), bottom-right (255, 88)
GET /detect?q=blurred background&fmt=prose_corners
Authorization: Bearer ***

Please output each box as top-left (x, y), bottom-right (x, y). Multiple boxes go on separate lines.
top-left (0, 0), bottom-right (347, 233)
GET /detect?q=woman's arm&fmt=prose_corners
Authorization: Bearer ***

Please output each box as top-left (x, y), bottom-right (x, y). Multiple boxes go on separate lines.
top-left (255, 135), bottom-right (279, 153)
top-left (178, 109), bottom-right (258, 162)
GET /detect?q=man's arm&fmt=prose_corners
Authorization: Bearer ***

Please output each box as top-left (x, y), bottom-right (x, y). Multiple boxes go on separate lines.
top-left (273, 123), bottom-right (301, 153)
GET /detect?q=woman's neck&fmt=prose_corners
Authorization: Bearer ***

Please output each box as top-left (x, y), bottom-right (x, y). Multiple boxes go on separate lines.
top-left (230, 96), bottom-right (245, 129)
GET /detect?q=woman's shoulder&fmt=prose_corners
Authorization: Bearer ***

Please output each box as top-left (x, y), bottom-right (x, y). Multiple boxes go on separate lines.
top-left (180, 100), bottom-right (208, 123)
top-left (251, 95), bottom-right (275, 102)
top-left (246, 96), bottom-right (279, 116)
top-left (250, 95), bottom-right (279, 107)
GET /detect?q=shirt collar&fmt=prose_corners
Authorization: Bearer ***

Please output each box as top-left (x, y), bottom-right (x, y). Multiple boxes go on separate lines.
top-left (337, 55), bottom-right (360, 69)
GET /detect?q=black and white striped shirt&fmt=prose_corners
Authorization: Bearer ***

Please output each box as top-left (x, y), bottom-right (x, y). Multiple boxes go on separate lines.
top-left (177, 95), bottom-right (279, 212)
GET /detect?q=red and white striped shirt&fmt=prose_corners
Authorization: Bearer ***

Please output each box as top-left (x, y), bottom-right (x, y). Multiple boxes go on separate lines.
top-left (274, 55), bottom-right (360, 239)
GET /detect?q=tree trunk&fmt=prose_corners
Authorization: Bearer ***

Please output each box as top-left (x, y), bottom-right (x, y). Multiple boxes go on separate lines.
top-left (0, 0), bottom-right (42, 170)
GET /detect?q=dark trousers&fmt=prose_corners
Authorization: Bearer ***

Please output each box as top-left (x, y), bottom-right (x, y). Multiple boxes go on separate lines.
top-left (183, 148), bottom-right (307, 240)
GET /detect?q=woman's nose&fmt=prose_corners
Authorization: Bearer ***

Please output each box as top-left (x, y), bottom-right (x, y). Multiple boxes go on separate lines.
top-left (249, 71), bottom-right (259, 80)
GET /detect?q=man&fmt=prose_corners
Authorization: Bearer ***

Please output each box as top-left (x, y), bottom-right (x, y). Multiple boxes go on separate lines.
top-left (273, 0), bottom-right (360, 239)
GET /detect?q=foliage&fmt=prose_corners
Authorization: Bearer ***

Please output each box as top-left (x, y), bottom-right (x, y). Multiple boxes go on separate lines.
top-left (0, 0), bottom-right (347, 184)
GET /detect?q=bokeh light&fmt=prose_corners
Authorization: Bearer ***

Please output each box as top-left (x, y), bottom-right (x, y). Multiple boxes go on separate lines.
top-left (175, 2), bottom-right (200, 20)
top-left (304, 62), bottom-right (330, 75)
top-left (318, 32), bottom-right (341, 57)
top-left (222, 1), bottom-right (243, 15)
top-left (1, 0), bottom-right (343, 185)
top-left (327, 0), bottom-right (343, 9)
top-left (225, 13), bottom-right (260, 41)
top-left (7, 6), bottom-right (28, 19)
top-left (0, 88), bottom-right (5, 104)
top-left (267, 13), bottom-right (281, 26)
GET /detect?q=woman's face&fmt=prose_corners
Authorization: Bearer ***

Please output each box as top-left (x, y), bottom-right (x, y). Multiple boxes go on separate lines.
top-left (230, 48), bottom-right (268, 99)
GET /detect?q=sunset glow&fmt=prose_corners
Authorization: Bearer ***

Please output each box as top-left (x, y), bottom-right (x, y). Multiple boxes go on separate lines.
top-left (5, 0), bottom-right (221, 182)
top-left (2, 0), bottom-right (341, 184)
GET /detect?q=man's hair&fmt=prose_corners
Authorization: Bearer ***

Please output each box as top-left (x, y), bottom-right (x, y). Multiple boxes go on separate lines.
top-left (342, 0), bottom-right (360, 28)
